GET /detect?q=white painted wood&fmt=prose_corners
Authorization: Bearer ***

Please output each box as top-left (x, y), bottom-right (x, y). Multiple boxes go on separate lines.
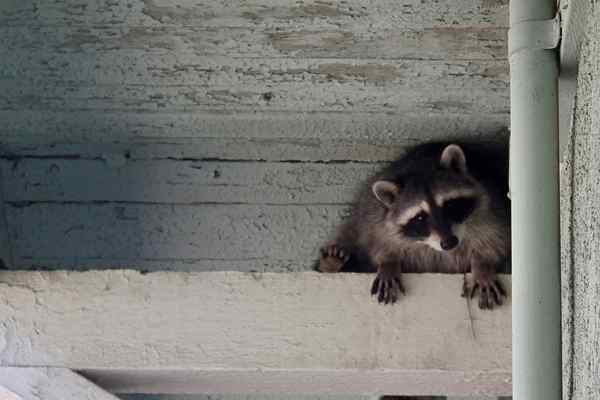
top-left (447, 397), bottom-right (509, 400)
top-left (0, 0), bottom-right (508, 63)
top-left (1, 26), bottom-right (508, 61)
top-left (0, 271), bottom-right (511, 396)
top-left (6, 203), bottom-right (342, 270)
top-left (0, 166), bottom-right (13, 269)
top-left (0, 112), bottom-right (509, 162)
top-left (0, 0), bottom-right (508, 30)
top-left (0, 60), bottom-right (508, 115)
top-left (3, 50), bottom-right (508, 86)
top-left (0, 0), bottom-right (511, 276)
top-left (85, 369), bottom-right (510, 396)
top-left (0, 367), bottom-right (119, 400)
top-left (2, 158), bottom-right (380, 204)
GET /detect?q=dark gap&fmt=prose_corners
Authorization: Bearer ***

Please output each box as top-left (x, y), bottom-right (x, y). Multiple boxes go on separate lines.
top-left (5, 200), bottom-right (353, 207)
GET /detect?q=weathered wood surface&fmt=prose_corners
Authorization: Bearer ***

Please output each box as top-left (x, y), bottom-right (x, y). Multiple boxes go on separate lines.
top-left (0, 0), bottom-right (509, 270)
top-left (87, 369), bottom-right (511, 396)
top-left (0, 59), bottom-right (508, 114)
top-left (0, 271), bottom-right (512, 396)
top-left (1, 0), bottom-right (508, 60)
top-left (0, 128), bottom-right (508, 270)
top-left (0, 0), bottom-right (508, 29)
top-left (4, 53), bottom-right (509, 86)
top-left (0, 0), bottom-right (510, 142)
top-left (0, 367), bottom-right (120, 400)
top-left (5, 26), bottom-right (507, 60)
top-left (0, 167), bottom-right (14, 269)
top-left (0, 112), bottom-right (509, 158)
top-left (5, 203), bottom-right (341, 270)
top-left (3, 158), bottom-right (379, 204)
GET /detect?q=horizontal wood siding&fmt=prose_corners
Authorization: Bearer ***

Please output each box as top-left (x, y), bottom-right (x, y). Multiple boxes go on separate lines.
top-left (0, 0), bottom-right (509, 269)
top-left (3, 159), bottom-right (380, 204)
top-left (6, 203), bottom-right (342, 270)
top-left (0, 271), bottom-right (512, 396)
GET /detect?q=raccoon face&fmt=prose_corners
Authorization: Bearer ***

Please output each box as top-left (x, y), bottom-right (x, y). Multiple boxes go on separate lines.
top-left (372, 144), bottom-right (481, 252)
top-left (399, 193), bottom-right (479, 251)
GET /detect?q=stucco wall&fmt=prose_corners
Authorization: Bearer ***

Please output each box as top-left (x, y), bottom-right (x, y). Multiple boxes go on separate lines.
top-left (560, 2), bottom-right (600, 399)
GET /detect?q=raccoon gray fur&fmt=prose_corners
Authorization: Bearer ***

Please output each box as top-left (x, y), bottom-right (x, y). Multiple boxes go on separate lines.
top-left (316, 141), bottom-right (510, 309)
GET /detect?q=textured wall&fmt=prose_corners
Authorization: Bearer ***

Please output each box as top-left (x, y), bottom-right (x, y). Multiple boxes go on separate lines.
top-left (560, 2), bottom-right (599, 399)
top-left (0, 1), bottom-right (510, 399)
top-left (0, 0), bottom-right (509, 271)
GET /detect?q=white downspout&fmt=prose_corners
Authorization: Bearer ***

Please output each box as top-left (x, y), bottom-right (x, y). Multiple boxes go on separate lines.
top-left (509, 1), bottom-right (562, 399)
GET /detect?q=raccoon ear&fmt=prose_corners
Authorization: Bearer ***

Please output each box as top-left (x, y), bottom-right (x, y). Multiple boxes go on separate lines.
top-left (440, 144), bottom-right (467, 173)
top-left (372, 180), bottom-right (400, 209)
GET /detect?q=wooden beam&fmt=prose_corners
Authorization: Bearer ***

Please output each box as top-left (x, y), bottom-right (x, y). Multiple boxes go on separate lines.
top-left (84, 368), bottom-right (510, 396)
top-left (0, 112), bottom-right (509, 163)
top-left (2, 158), bottom-right (381, 204)
top-left (0, 367), bottom-right (120, 400)
top-left (1, 0), bottom-right (507, 61)
top-left (0, 271), bottom-right (511, 396)
top-left (0, 164), bottom-right (13, 269)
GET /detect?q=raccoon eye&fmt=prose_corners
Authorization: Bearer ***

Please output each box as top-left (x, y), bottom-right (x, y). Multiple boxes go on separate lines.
top-left (412, 211), bottom-right (428, 223)
top-left (443, 197), bottom-right (477, 223)
top-left (403, 212), bottom-right (429, 238)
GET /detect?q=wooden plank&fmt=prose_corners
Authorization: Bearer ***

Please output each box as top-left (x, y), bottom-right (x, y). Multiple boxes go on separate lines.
top-left (0, 112), bottom-right (509, 162)
top-left (0, 271), bottom-right (512, 396)
top-left (0, 139), bottom-right (408, 163)
top-left (0, 367), bottom-right (120, 400)
top-left (2, 53), bottom-right (508, 90)
top-left (0, 0), bottom-right (508, 31)
top-left (2, 26), bottom-right (507, 61)
top-left (86, 369), bottom-right (510, 396)
top-left (118, 394), bottom-right (376, 400)
top-left (5, 203), bottom-right (343, 269)
top-left (0, 166), bottom-right (14, 269)
top-left (0, 61), bottom-right (508, 114)
top-left (2, 158), bottom-right (380, 204)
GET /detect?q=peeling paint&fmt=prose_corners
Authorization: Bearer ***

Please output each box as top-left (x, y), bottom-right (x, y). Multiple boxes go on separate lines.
top-left (481, 0), bottom-right (509, 8)
top-left (0, 0), bottom-right (510, 274)
top-left (63, 29), bottom-right (101, 49)
top-left (141, 0), bottom-right (212, 24)
top-left (271, 31), bottom-right (354, 51)
top-left (317, 63), bottom-right (400, 83)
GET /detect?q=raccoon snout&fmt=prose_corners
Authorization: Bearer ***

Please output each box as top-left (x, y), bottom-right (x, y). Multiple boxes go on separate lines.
top-left (441, 235), bottom-right (459, 251)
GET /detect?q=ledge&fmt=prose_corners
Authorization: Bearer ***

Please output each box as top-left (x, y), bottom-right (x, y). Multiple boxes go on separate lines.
top-left (0, 367), bottom-right (120, 400)
top-left (0, 271), bottom-right (511, 396)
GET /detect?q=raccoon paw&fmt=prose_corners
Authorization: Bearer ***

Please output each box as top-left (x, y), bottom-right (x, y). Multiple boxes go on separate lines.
top-left (462, 274), bottom-right (507, 310)
top-left (371, 271), bottom-right (404, 304)
top-left (318, 244), bottom-right (350, 273)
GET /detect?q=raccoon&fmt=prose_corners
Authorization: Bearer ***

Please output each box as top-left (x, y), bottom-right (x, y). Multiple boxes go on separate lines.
top-left (316, 141), bottom-right (510, 309)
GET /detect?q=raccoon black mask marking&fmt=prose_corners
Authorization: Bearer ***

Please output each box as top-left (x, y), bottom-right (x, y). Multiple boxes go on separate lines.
top-left (316, 141), bottom-right (510, 310)
top-left (370, 144), bottom-right (486, 253)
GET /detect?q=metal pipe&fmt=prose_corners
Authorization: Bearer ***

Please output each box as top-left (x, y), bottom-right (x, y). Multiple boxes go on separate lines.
top-left (509, 0), bottom-right (561, 399)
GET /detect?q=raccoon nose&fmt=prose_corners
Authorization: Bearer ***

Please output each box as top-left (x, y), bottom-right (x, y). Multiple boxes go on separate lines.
top-left (441, 235), bottom-right (459, 251)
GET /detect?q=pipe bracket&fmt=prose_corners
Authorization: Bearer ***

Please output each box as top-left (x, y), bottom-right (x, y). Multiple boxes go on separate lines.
top-left (508, 14), bottom-right (561, 58)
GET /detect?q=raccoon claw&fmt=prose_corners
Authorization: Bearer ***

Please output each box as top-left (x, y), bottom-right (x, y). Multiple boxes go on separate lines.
top-left (462, 276), bottom-right (506, 310)
top-left (371, 272), bottom-right (404, 304)
top-left (318, 244), bottom-right (350, 273)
